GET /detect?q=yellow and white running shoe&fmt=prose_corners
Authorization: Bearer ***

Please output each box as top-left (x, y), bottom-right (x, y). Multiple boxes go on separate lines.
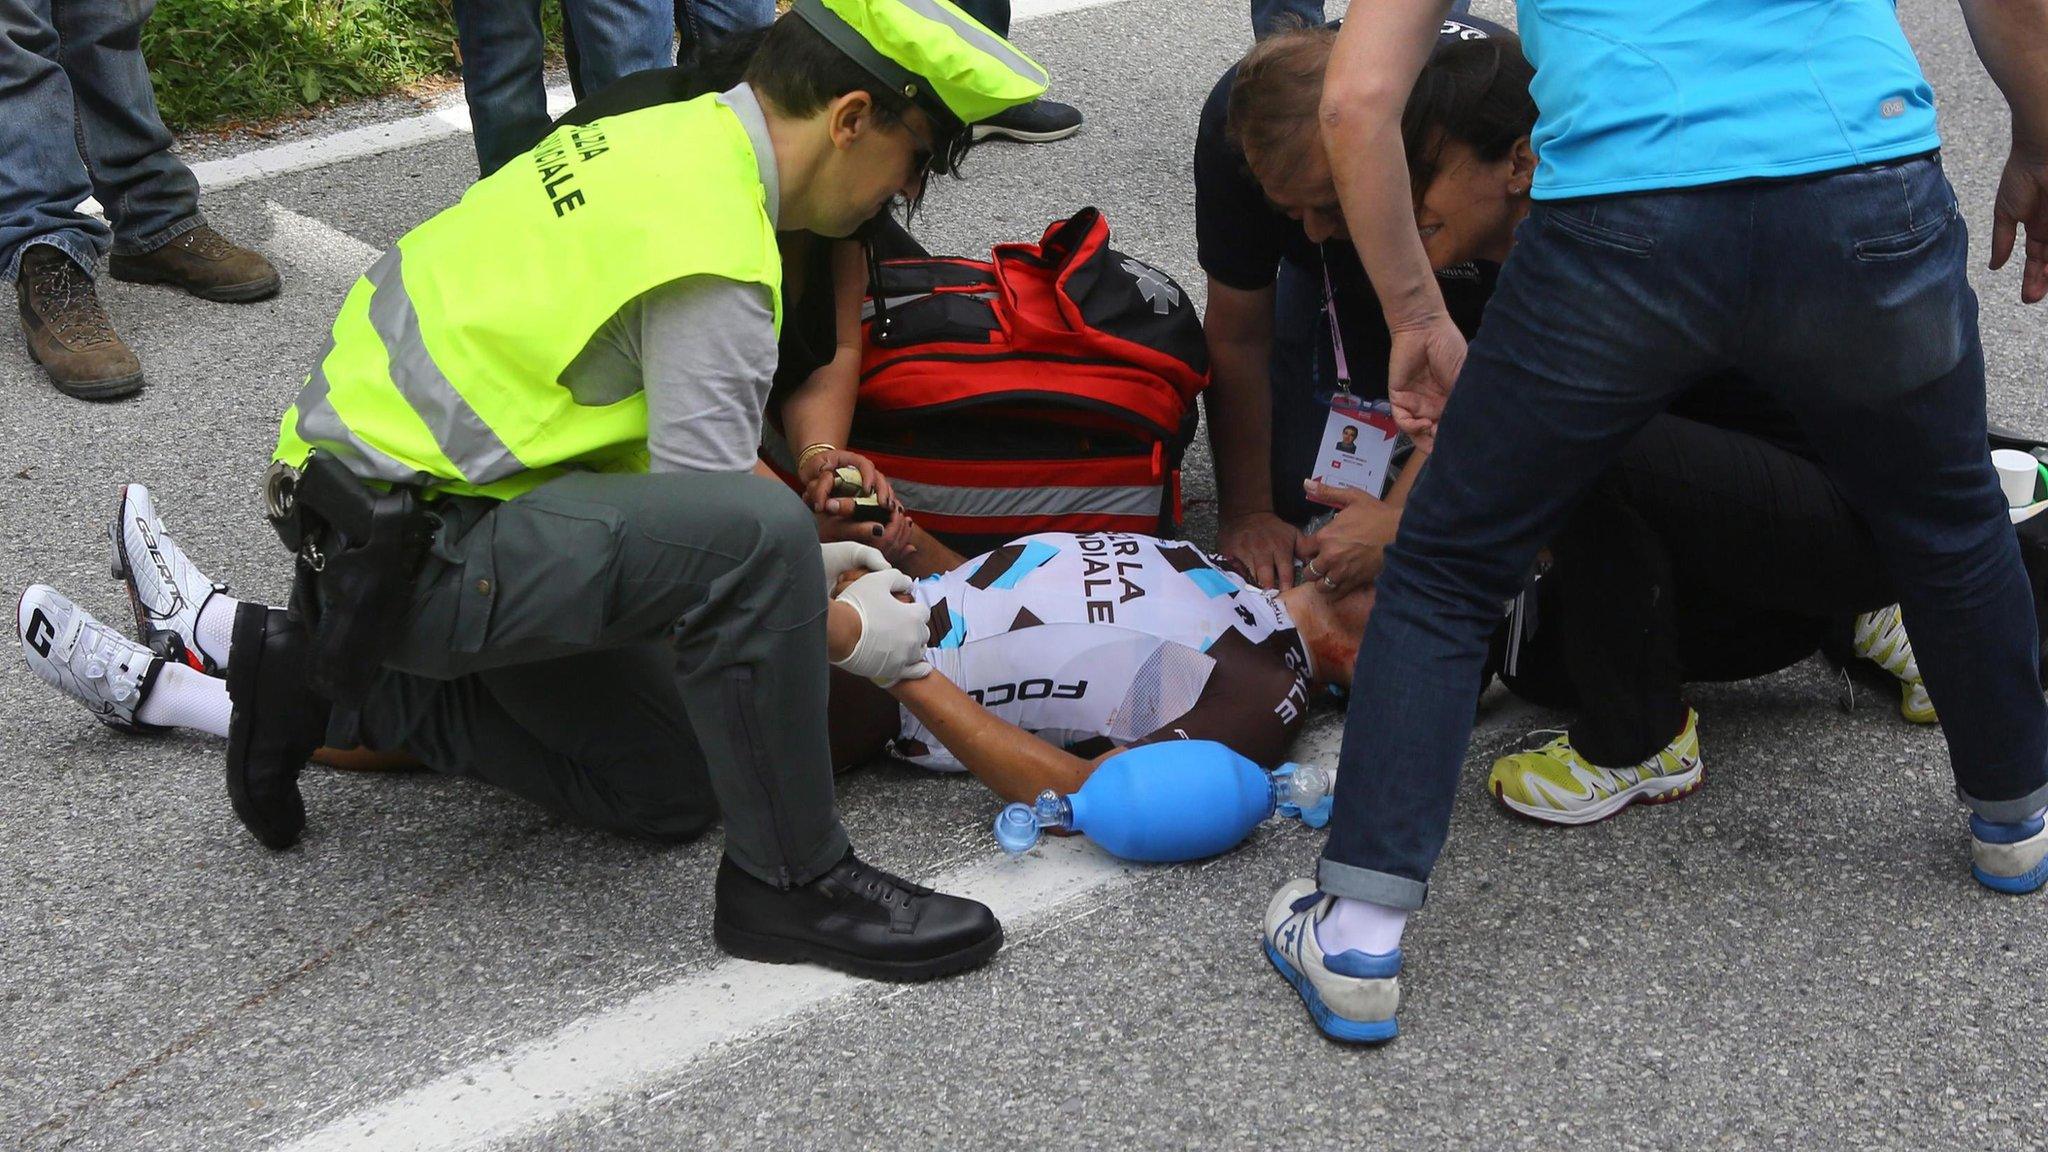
top-left (1489, 709), bottom-right (1703, 825)
top-left (1853, 604), bottom-right (1936, 725)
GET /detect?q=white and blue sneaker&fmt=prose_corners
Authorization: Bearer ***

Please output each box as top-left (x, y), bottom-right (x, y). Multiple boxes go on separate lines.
top-left (1261, 879), bottom-right (1401, 1044)
top-left (1971, 813), bottom-right (2048, 895)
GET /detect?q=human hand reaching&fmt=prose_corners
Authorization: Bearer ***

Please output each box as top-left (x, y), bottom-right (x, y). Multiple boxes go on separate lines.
top-left (818, 496), bottom-right (917, 565)
top-left (1991, 145), bottom-right (2048, 304)
top-left (799, 448), bottom-right (896, 512)
top-left (832, 568), bottom-right (932, 685)
top-left (1217, 510), bottom-right (1303, 591)
top-left (1295, 479), bottom-right (1402, 596)
top-left (1386, 316), bottom-right (1467, 447)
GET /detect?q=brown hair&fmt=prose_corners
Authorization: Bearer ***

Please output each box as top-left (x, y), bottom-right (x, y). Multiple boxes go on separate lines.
top-left (1225, 25), bottom-right (1536, 198)
top-left (1402, 36), bottom-right (1536, 199)
top-left (1224, 23), bottom-right (1338, 189)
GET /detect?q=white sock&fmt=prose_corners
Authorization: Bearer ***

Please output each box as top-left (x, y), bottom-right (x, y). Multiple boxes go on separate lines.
top-left (1984, 806), bottom-right (2048, 833)
top-left (194, 593), bottom-right (240, 670)
top-left (136, 661), bottom-right (233, 738)
top-left (1315, 896), bottom-right (1409, 957)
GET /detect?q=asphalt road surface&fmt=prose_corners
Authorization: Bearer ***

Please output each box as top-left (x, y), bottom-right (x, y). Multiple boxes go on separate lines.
top-left (5, 1), bottom-right (2048, 1149)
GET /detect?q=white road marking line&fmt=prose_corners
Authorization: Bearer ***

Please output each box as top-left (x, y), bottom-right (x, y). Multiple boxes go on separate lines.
top-left (271, 698), bottom-right (1537, 1152)
top-left (184, 87), bottom-right (576, 196)
top-left (268, 835), bottom-right (1143, 1152)
top-left (259, 201), bottom-right (381, 288)
top-left (1011, 0), bottom-right (1131, 19)
top-left (175, 0), bottom-right (1116, 200)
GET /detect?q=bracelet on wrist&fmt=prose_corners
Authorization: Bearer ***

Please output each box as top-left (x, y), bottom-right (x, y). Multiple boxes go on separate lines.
top-left (796, 442), bottom-right (837, 474)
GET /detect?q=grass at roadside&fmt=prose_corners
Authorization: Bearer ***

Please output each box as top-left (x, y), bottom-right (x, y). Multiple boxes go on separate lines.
top-left (142, 0), bottom-right (524, 132)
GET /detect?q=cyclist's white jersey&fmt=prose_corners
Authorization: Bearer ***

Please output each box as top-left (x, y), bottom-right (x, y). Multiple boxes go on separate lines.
top-left (893, 532), bottom-right (1314, 771)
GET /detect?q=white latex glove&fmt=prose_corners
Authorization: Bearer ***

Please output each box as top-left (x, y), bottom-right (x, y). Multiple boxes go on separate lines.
top-left (821, 541), bottom-right (889, 586)
top-left (832, 569), bottom-right (933, 685)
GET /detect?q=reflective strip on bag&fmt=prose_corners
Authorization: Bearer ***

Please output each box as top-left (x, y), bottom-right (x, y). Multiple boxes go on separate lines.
top-left (858, 289), bottom-right (997, 321)
top-left (887, 476), bottom-right (1161, 520)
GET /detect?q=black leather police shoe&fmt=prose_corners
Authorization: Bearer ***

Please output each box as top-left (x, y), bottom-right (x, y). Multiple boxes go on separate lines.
top-left (713, 851), bottom-right (1003, 981)
top-left (224, 604), bottom-right (329, 849)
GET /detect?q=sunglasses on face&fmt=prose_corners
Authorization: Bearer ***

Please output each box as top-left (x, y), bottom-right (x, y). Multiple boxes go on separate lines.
top-left (903, 122), bottom-right (937, 180)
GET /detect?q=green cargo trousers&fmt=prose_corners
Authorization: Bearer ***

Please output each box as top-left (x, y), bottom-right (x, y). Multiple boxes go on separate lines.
top-left (338, 470), bottom-right (850, 888)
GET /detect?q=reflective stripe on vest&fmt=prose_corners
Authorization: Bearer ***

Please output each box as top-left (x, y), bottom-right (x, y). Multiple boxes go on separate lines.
top-left (290, 359), bottom-right (418, 487)
top-left (362, 248), bottom-right (522, 484)
top-left (287, 250), bottom-right (525, 487)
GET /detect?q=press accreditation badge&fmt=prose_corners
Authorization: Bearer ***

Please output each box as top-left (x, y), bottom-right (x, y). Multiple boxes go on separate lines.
top-left (1308, 394), bottom-right (1399, 505)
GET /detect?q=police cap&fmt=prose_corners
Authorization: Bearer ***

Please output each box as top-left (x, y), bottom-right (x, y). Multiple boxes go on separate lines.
top-left (788, 0), bottom-right (1049, 134)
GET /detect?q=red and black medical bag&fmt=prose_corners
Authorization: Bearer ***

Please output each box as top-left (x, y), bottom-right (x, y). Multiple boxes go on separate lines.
top-left (849, 208), bottom-right (1209, 554)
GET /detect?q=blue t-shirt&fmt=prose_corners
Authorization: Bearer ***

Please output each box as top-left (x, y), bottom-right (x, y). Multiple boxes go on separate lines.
top-left (1518, 0), bottom-right (1941, 199)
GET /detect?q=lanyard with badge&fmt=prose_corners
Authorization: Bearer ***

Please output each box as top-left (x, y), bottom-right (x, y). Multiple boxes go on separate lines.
top-left (1306, 249), bottom-right (1401, 506)
top-left (1303, 251), bottom-right (1539, 668)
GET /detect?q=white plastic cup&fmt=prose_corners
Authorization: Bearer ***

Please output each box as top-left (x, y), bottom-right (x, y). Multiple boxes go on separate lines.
top-left (1992, 448), bottom-right (2040, 508)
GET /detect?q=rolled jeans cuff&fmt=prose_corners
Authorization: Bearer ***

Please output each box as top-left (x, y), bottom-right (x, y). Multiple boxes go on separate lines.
top-left (1958, 776), bottom-right (2048, 823)
top-left (112, 211), bottom-right (205, 257)
top-left (1315, 857), bottom-right (1427, 911)
top-left (5, 233), bottom-right (100, 282)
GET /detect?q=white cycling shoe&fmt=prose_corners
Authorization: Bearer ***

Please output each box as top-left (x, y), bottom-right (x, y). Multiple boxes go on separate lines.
top-left (18, 584), bottom-right (165, 734)
top-left (110, 482), bottom-right (228, 673)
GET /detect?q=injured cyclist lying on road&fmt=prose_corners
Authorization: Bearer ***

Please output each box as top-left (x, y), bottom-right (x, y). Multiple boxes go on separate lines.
top-left (823, 521), bottom-right (1371, 801)
top-left (18, 486), bottom-right (1373, 825)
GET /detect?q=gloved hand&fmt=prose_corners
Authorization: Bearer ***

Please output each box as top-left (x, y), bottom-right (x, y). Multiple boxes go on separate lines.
top-left (821, 541), bottom-right (889, 586)
top-left (832, 569), bottom-right (933, 685)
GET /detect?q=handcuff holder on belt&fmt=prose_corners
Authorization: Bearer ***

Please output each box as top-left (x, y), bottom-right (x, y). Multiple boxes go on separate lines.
top-left (264, 452), bottom-right (438, 706)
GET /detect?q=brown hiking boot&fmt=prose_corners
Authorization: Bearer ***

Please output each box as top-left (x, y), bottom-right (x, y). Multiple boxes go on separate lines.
top-left (16, 245), bottom-right (144, 401)
top-left (109, 224), bottom-right (280, 303)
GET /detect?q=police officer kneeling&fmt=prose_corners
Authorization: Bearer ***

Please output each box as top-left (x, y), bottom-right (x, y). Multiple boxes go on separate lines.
top-left (231, 0), bottom-right (1048, 981)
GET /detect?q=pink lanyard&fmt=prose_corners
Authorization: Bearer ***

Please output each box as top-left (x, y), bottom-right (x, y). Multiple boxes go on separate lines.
top-left (1320, 249), bottom-right (1353, 395)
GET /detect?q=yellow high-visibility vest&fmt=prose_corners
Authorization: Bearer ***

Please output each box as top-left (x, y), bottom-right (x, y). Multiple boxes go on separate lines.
top-left (274, 94), bottom-right (782, 500)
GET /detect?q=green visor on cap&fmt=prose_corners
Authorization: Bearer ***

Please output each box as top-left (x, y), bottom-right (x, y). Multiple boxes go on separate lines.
top-left (789, 0), bottom-right (1047, 131)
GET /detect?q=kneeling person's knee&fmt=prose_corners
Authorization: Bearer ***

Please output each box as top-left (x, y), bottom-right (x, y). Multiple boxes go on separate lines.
top-left (751, 476), bottom-right (824, 570)
top-left (584, 761), bottom-right (722, 844)
top-left (720, 476), bottom-right (827, 609)
top-left (619, 802), bottom-right (719, 845)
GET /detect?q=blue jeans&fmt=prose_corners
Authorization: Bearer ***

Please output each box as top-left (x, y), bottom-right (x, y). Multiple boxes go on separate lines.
top-left (0, 0), bottom-right (200, 281)
top-left (454, 0), bottom-right (674, 177)
top-left (674, 0), bottom-right (774, 63)
top-left (1251, 0), bottom-right (1322, 39)
top-left (1320, 155), bottom-right (2048, 909)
